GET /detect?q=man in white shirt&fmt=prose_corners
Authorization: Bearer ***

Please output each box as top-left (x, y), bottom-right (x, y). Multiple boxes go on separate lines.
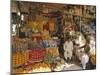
top-left (63, 37), bottom-right (73, 62)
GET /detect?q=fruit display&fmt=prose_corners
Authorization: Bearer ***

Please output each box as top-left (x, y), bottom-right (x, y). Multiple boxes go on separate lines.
top-left (42, 29), bottom-right (51, 40)
top-left (44, 52), bottom-right (54, 64)
top-left (29, 49), bottom-right (46, 62)
top-left (11, 1), bottom-right (96, 73)
top-left (32, 62), bottom-right (51, 72)
top-left (23, 62), bottom-right (51, 73)
top-left (12, 50), bottom-right (29, 67)
top-left (46, 47), bottom-right (59, 57)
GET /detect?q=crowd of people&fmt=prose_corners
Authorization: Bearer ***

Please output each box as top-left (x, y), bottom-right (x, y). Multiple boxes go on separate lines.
top-left (60, 30), bottom-right (96, 69)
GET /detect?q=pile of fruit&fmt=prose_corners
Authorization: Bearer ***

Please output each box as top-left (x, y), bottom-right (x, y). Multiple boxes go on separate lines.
top-left (12, 50), bottom-right (29, 67)
top-left (23, 62), bottom-right (51, 73)
top-left (29, 49), bottom-right (46, 62)
top-left (46, 47), bottom-right (59, 57)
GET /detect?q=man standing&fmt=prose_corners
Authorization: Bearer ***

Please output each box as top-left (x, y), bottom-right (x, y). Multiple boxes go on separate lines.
top-left (63, 37), bottom-right (73, 62)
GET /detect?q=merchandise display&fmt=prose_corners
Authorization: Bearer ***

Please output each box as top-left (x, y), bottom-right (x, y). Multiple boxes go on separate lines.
top-left (11, 1), bottom-right (96, 74)
top-left (12, 50), bottom-right (29, 67)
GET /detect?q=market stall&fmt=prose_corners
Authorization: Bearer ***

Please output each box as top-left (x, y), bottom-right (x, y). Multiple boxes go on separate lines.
top-left (11, 1), bottom-right (96, 74)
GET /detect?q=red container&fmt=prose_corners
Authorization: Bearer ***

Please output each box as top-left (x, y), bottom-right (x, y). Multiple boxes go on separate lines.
top-left (29, 49), bottom-right (46, 61)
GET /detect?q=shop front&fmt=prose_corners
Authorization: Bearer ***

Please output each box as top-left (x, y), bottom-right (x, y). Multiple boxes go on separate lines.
top-left (11, 1), bottom-right (96, 74)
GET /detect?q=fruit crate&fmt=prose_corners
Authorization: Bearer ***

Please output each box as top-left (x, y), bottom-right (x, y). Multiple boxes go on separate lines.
top-left (29, 49), bottom-right (46, 62)
top-left (12, 51), bottom-right (29, 67)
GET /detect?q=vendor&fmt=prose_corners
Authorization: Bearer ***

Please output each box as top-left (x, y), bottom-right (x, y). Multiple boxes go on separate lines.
top-left (63, 36), bottom-right (73, 62)
top-left (73, 32), bottom-right (86, 61)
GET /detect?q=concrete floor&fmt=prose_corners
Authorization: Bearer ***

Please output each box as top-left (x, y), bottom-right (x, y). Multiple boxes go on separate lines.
top-left (60, 61), bottom-right (82, 71)
top-left (63, 63), bottom-right (82, 71)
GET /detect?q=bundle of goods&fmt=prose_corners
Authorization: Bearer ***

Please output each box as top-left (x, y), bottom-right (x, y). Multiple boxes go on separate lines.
top-left (29, 49), bottom-right (46, 62)
top-left (31, 21), bottom-right (39, 33)
top-left (42, 29), bottom-right (51, 40)
top-left (46, 47), bottom-right (59, 57)
top-left (12, 50), bottom-right (29, 68)
top-left (45, 39), bottom-right (59, 56)
top-left (23, 62), bottom-right (51, 73)
top-left (44, 52), bottom-right (56, 64)
top-left (44, 55), bottom-right (63, 71)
